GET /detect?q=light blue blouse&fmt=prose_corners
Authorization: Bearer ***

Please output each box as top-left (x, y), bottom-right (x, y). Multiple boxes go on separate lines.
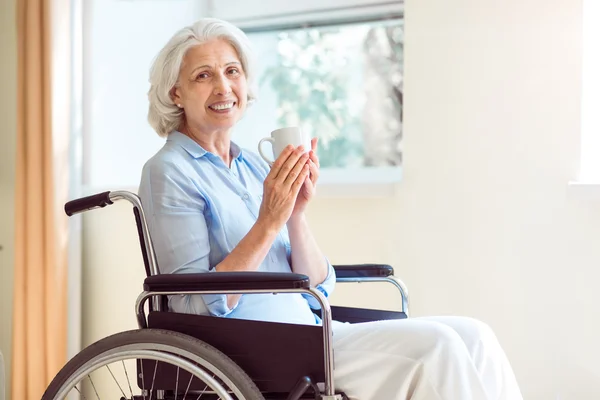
top-left (138, 131), bottom-right (336, 325)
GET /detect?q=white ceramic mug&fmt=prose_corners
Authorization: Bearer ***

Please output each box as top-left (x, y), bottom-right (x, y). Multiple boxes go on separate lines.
top-left (258, 127), bottom-right (312, 165)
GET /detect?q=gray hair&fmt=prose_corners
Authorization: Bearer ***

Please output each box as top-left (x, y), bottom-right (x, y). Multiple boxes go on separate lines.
top-left (147, 18), bottom-right (257, 137)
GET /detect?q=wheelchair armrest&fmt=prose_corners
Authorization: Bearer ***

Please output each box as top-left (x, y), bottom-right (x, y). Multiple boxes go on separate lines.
top-left (333, 263), bottom-right (394, 278)
top-left (143, 271), bottom-right (310, 292)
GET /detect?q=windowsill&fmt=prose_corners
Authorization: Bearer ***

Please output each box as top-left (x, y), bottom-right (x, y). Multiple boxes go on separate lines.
top-left (315, 166), bottom-right (402, 198)
top-left (567, 181), bottom-right (600, 200)
top-left (316, 182), bottom-right (400, 198)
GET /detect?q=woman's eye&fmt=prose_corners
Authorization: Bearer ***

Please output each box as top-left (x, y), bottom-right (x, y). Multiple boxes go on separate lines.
top-left (196, 73), bottom-right (209, 80)
top-left (228, 68), bottom-right (240, 75)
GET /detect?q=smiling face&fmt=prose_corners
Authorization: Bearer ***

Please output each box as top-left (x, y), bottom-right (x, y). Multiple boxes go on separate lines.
top-left (172, 38), bottom-right (248, 136)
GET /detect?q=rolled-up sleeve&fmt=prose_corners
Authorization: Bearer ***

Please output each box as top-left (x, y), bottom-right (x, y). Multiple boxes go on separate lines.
top-left (140, 162), bottom-right (235, 317)
top-left (302, 258), bottom-right (336, 309)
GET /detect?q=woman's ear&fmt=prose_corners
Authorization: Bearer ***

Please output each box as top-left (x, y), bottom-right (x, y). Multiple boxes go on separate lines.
top-left (170, 85), bottom-right (182, 106)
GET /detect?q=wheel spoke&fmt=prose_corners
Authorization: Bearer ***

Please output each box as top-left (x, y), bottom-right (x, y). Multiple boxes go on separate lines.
top-left (141, 359), bottom-right (147, 400)
top-left (122, 360), bottom-right (134, 399)
top-left (194, 384), bottom-right (209, 400)
top-left (73, 385), bottom-right (89, 400)
top-left (174, 367), bottom-right (179, 400)
top-left (106, 364), bottom-right (127, 398)
top-left (148, 360), bottom-right (159, 400)
top-left (194, 374), bottom-right (213, 400)
top-left (183, 373), bottom-right (194, 399)
top-left (87, 375), bottom-right (100, 400)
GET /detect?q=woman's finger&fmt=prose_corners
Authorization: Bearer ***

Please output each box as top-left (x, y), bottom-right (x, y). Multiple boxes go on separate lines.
top-left (274, 146), bottom-right (305, 183)
top-left (309, 151), bottom-right (320, 170)
top-left (283, 150), bottom-right (309, 187)
top-left (269, 145), bottom-right (295, 180)
top-left (308, 160), bottom-right (319, 186)
top-left (291, 163), bottom-right (311, 197)
top-left (310, 138), bottom-right (320, 168)
top-left (303, 174), bottom-right (314, 198)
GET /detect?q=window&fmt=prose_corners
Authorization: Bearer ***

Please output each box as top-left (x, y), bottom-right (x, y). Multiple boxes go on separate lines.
top-left (81, 0), bottom-right (404, 190)
top-left (232, 17), bottom-right (404, 185)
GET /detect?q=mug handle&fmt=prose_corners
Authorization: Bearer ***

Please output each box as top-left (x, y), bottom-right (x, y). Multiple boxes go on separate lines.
top-left (258, 137), bottom-right (275, 165)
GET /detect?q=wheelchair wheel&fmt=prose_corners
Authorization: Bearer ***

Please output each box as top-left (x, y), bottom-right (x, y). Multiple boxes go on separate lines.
top-left (42, 329), bottom-right (264, 400)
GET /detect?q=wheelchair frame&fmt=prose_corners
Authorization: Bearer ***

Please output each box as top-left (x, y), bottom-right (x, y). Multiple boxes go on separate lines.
top-left (61, 190), bottom-right (410, 400)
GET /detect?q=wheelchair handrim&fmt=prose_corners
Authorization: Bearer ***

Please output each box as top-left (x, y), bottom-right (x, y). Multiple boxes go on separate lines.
top-left (51, 344), bottom-right (241, 400)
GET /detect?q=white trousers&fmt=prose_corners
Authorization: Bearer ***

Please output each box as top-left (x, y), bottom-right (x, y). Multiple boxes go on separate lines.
top-left (331, 316), bottom-right (523, 400)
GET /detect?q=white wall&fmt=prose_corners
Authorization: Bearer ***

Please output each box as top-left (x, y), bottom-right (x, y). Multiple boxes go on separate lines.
top-left (81, 0), bottom-right (600, 399)
top-left (84, 0), bottom-right (206, 188)
top-left (0, 0), bottom-right (17, 396)
top-left (396, 2), bottom-right (594, 398)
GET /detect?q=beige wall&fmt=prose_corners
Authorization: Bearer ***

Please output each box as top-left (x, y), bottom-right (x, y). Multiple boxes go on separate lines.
top-left (326, 1), bottom-right (597, 398)
top-left (0, 0), bottom-right (17, 396)
top-left (79, 0), bottom-right (600, 399)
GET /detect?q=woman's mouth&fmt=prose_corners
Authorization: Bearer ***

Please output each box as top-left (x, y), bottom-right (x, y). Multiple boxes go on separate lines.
top-left (208, 102), bottom-right (236, 112)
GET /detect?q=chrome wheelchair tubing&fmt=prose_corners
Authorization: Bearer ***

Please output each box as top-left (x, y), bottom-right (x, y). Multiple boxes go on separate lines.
top-left (336, 276), bottom-right (410, 316)
top-left (108, 191), bottom-right (159, 275)
top-left (135, 287), bottom-right (337, 398)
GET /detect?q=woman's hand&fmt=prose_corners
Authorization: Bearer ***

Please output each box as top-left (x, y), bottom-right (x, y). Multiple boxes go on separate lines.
top-left (258, 145), bottom-right (311, 230)
top-left (291, 137), bottom-right (320, 218)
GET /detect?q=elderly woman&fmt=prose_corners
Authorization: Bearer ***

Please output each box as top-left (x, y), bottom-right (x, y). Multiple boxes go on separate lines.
top-left (138, 18), bottom-right (522, 400)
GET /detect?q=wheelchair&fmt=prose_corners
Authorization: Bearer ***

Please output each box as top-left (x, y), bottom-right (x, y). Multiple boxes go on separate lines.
top-left (42, 190), bottom-right (410, 400)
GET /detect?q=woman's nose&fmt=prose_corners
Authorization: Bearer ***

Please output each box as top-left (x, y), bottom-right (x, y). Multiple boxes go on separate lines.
top-left (213, 75), bottom-right (232, 95)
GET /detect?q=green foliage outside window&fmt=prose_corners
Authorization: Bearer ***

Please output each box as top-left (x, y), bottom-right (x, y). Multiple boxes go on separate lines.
top-left (260, 21), bottom-right (403, 168)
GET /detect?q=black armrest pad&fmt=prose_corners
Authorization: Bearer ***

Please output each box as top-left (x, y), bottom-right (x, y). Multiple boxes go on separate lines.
top-left (333, 264), bottom-right (394, 278)
top-left (143, 271), bottom-right (310, 292)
